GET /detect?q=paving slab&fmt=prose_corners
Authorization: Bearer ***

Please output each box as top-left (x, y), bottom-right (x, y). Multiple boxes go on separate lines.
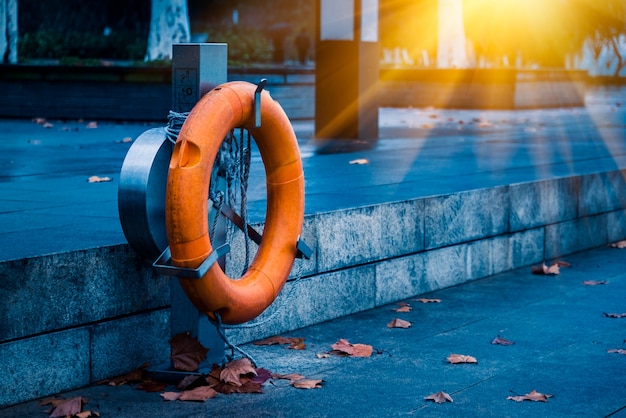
top-left (1, 246), bottom-right (625, 417)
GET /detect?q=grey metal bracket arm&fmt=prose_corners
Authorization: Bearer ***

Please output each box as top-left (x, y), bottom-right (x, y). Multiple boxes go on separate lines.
top-left (152, 243), bottom-right (231, 279)
top-left (254, 78), bottom-right (267, 128)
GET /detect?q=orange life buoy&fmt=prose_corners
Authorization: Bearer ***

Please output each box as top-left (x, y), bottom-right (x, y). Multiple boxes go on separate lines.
top-left (165, 81), bottom-right (304, 325)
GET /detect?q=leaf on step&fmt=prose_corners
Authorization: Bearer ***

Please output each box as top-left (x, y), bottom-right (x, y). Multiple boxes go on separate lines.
top-left (330, 339), bottom-right (373, 357)
top-left (447, 354), bottom-right (478, 364)
top-left (583, 280), bottom-right (607, 286)
top-left (414, 298), bottom-right (441, 303)
top-left (291, 379), bottom-right (323, 389)
top-left (609, 240), bottom-right (626, 249)
top-left (491, 336), bottom-right (515, 346)
top-left (87, 175), bottom-right (112, 183)
top-left (387, 318), bottom-right (412, 328)
top-left (507, 389), bottom-right (552, 402)
top-left (424, 391), bottom-right (453, 403)
top-left (603, 312), bottom-right (626, 318)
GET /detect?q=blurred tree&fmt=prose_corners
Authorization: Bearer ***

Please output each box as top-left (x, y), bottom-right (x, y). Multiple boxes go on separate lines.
top-left (572, 0), bottom-right (626, 76)
top-left (0, 0), bottom-right (17, 63)
top-left (145, 0), bottom-right (190, 61)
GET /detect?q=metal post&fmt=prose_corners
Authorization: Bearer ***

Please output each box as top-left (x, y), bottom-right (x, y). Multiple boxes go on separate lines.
top-left (170, 43), bottom-right (228, 369)
top-left (315, 0), bottom-right (380, 153)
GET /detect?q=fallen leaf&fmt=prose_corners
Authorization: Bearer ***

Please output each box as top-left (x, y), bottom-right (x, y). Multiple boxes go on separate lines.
top-left (160, 392), bottom-right (181, 401)
top-left (316, 352), bottom-right (330, 358)
top-left (49, 397), bottom-right (86, 417)
top-left (32, 117), bottom-right (47, 125)
top-left (220, 358), bottom-right (257, 387)
top-left (253, 336), bottom-right (306, 350)
top-left (478, 121), bottom-right (493, 128)
top-left (169, 333), bottom-right (209, 372)
top-left (43, 122), bottom-right (54, 128)
top-left (87, 176), bottom-right (112, 183)
top-left (387, 318), bottom-right (411, 328)
top-left (137, 380), bottom-right (167, 393)
top-left (86, 121), bottom-right (98, 129)
top-left (415, 298), bottom-right (441, 303)
top-left (77, 411), bottom-right (100, 418)
top-left (609, 240), bottom-right (626, 249)
top-left (39, 397), bottom-right (66, 408)
top-left (507, 389), bottom-right (552, 402)
top-left (583, 280), bottom-right (607, 286)
top-left (447, 354), bottom-right (478, 364)
top-left (120, 137), bottom-right (133, 143)
top-left (291, 379), bottom-right (323, 389)
top-left (178, 386), bottom-right (218, 401)
top-left (330, 339), bottom-right (373, 357)
top-left (252, 368), bottom-right (272, 384)
top-left (394, 302), bottom-right (411, 312)
top-left (603, 312), bottom-right (626, 318)
top-left (491, 336), bottom-right (515, 346)
top-left (98, 363), bottom-right (148, 386)
top-left (608, 349), bottom-right (626, 355)
top-left (531, 262), bottom-right (560, 275)
top-left (271, 373), bottom-right (306, 381)
top-left (177, 374), bottom-right (206, 390)
top-left (349, 158), bottom-right (369, 165)
top-left (424, 391), bottom-right (453, 403)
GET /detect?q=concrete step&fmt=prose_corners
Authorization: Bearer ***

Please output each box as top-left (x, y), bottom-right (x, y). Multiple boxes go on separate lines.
top-left (1, 88), bottom-right (626, 407)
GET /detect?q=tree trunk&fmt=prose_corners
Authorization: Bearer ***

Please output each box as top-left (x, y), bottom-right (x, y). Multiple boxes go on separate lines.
top-left (0, 0), bottom-right (17, 64)
top-left (437, 0), bottom-right (468, 68)
top-left (609, 35), bottom-right (625, 77)
top-left (145, 0), bottom-right (190, 61)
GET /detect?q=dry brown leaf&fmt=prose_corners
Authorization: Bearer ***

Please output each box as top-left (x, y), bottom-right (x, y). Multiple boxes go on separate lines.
top-left (608, 349), bottom-right (626, 355)
top-left (609, 240), bottom-right (626, 249)
top-left (415, 298), bottom-right (441, 303)
top-left (32, 117), bottom-right (46, 125)
top-left (220, 358), bottom-right (257, 387)
top-left (178, 386), bottom-right (218, 401)
top-left (531, 262), bottom-right (560, 275)
top-left (387, 318), bottom-right (412, 328)
top-left (271, 373), bottom-right (306, 381)
top-left (291, 379), bottom-right (323, 389)
top-left (349, 158), bottom-right (369, 165)
top-left (253, 336), bottom-right (306, 350)
top-left (97, 363), bottom-right (147, 386)
top-left (86, 121), bottom-right (98, 129)
top-left (39, 397), bottom-right (66, 407)
top-left (330, 339), bottom-right (373, 357)
top-left (176, 374), bottom-right (205, 390)
top-left (137, 380), bottom-right (167, 393)
top-left (87, 176), bottom-right (112, 183)
top-left (394, 302), bottom-right (412, 312)
top-left (507, 389), bottom-right (552, 402)
top-left (316, 352), bottom-right (330, 358)
top-left (447, 354), bottom-right (478, 364)
top-left (160, 392), bottom-right (181, 401)
top-left (583, 280), bottom-right (607, 286)
top-left (76, 411), bottom-right (100, 418)
top-left (604, 312), bottom-right (626, 318)
top-left (424, 391), bottom-right (453, 403)
top-left (169, 333), bottom-right (209, 372)
top-left (49, 397), bottom-right (86, 417)
top-left (491, 336), bottom-right (515, 346)
top-left (120, 137), bottom-right (133, 143)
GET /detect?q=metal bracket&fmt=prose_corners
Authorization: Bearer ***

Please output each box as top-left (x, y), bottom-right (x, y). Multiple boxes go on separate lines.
top-left (296, 236), bottom-right (313, 260)
top-left (254, 78), bottom-right (267, 128)
top-left (152, 244), bottom-right (231, 279)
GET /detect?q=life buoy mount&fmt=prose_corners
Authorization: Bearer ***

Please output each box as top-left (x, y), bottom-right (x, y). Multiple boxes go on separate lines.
top-left (165, 81), bottom-right (305, 325)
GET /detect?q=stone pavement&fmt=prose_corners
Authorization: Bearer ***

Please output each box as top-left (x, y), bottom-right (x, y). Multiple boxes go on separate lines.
top-left (0, 86), bottom-right (625, 262)
top-left (2, 245), bottom-right (626, 417)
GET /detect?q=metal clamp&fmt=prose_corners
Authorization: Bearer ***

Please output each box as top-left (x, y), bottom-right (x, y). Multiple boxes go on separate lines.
top-left (254, 78), bottom-right (267, 128)
top-left (296, 236), bottom-right (313, 260)
top-left (152, 244), bottom-right (230, 279)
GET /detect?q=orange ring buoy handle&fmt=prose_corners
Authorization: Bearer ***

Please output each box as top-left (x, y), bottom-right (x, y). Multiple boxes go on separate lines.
top-left (165, 81), bottom-right (304, 325)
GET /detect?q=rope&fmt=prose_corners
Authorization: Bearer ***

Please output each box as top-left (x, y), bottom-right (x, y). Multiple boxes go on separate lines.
top-left (165, 110), bottom-right (189, 144)
top-left (213, 312), bottom-right (258, 366)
